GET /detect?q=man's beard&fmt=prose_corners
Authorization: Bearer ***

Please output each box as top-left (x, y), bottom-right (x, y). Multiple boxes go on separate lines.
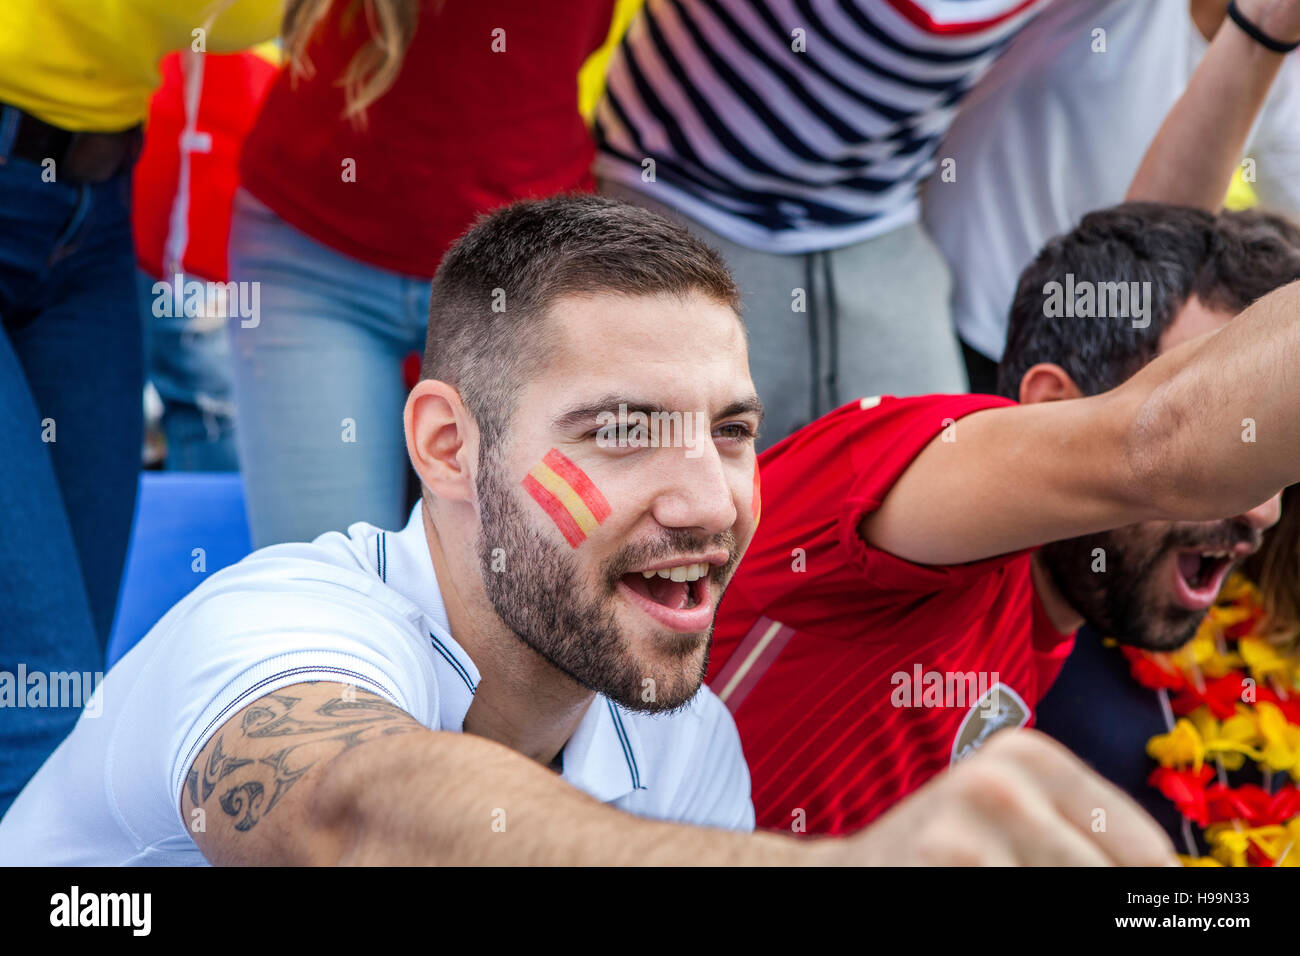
top-left (474, 448), bottom-right (735, 713)
top-left (1040, 520), bottom-right (1259, 652)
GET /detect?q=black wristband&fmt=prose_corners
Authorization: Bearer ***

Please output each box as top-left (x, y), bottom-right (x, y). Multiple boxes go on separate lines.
top-left (1227, 0), bottom-right (1300, 53)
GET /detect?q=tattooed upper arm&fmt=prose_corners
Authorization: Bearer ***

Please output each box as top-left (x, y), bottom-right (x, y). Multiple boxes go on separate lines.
top-left (181, 681), bottom-right (424, 865)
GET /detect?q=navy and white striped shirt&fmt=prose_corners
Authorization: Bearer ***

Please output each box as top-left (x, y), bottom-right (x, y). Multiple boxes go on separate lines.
top-left (594, 0), bottom-right (1049, 253)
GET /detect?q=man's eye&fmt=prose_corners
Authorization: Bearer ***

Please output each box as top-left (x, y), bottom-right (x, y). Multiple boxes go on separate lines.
top-left (715, 423), bottom-right (755, 442)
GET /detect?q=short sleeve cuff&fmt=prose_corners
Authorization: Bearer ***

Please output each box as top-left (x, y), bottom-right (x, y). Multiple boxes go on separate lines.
top-left (169, 650), bottom-right (412, 819)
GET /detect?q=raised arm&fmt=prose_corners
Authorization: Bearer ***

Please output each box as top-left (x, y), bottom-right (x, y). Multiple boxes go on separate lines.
top-left (182, 682), bottom-right (1174, 865)
top-left (181, 681), bottom-right (797, 865)
top-left (1127, 0), bottom-right (1300, 208)
top-left (863, 277), bottom-right (1300, 566)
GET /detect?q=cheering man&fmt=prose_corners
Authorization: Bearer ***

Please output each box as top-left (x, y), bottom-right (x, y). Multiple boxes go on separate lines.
top-left (0, 196), bottom-right (1172, 866)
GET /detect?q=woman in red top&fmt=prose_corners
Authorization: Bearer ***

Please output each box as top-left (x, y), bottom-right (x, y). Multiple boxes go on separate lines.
top-left (230, 0), bottom-right (615, 546)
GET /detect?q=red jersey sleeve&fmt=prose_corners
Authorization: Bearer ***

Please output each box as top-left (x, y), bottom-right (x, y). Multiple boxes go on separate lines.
top-left (731, 394), bottom-right (1028, 634)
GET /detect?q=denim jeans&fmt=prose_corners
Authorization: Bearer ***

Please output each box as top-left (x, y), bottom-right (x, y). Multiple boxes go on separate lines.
top-left (138, 269), bottom-right (239, 471)
top-left (228, 188), bottom-right (432, 548)
top-left (0, 107), bottom-right (142, 817)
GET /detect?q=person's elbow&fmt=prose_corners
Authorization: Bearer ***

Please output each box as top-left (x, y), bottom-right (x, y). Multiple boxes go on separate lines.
top-left (1122, 379), bottom-right (1246, 521)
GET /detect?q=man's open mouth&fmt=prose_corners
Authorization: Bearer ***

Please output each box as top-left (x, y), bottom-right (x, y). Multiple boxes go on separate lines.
top-left (620, 563), bottom-right (710, 610)
top-left (1171, 548), bottom-right (1236, 610)
top-left (616, 561), bottom-right (718, 632)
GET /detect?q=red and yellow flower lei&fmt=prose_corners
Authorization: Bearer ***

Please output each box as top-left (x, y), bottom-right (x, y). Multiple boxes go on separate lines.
top-left (1118, 573), bottom-right (1300, 866)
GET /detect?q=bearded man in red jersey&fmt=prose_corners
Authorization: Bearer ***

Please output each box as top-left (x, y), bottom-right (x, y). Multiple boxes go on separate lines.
top-left (706, 0), bottom-right (1300, 836)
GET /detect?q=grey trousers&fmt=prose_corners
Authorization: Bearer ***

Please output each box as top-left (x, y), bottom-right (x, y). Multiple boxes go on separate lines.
top-left (599, 179), bottom-right (968, 448)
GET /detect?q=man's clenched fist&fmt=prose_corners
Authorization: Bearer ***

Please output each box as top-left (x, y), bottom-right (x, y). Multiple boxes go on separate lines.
top-left (821, 729), bottom-right (1177, 866)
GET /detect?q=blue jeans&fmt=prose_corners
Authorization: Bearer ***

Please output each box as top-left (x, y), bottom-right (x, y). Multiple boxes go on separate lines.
top-left (228, 189), bottom-right (432, 548)
top-left (0, 109), bottom-right (142, 817)
top-left (138, 269), bottom-right (239, 471)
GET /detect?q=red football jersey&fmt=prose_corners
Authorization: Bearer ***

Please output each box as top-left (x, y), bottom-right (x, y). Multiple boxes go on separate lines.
top-left (708, 394), bottom-right (1077, 835)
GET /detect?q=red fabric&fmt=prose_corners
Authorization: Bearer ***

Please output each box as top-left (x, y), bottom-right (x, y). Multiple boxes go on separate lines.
top-left (133, 52), bottom-right (280, 282)
top-left (239, 0), bottom-right (614, 278)
top-left (1030, 576), bottom-right (1076, 696)
top-left (707, 395), bottom-right (1077, 835)
top-left (1171, 672), bottom-right (1253, 720)
top-left (1204, 783), bottom-right (1300, 827)
top-left (1149, 766), bottom-right (1215, 828)
top-left (884, 0), bottom-right (1043, 34)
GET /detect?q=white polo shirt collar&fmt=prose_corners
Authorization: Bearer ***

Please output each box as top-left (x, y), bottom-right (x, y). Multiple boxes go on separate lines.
top-left (371, 504), bottom-right (648, 804)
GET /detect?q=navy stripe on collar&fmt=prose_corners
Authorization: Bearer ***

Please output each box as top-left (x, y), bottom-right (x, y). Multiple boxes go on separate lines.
top-left (430, 633), bottom-right (476, 695)
top-left (606, 700), bottom-right (646, 791)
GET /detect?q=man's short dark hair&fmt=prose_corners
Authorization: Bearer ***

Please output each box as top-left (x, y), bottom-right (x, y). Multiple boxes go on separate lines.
top-left (997, 203), bottom-right (1300, 399)
top-left (422, 194), bottom-right (740, 449)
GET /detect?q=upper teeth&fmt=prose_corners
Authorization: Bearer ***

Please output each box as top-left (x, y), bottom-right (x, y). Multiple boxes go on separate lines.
top-left (1201, 551), bottom-right (1230, 559)
top-left (641, 562), bottom-right (710, 582)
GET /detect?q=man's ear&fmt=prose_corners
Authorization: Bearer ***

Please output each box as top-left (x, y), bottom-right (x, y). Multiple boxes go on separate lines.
top-left (405, 379), bottom-right (478, 504)
top-left (1017, 363), bottom-right (1086, 405)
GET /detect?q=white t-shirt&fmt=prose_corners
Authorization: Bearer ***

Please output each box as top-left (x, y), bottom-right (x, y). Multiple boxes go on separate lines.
top-left (922, 0), bottom-right (1300, 361)
top-left (0, 504), bottom-right (754, 865)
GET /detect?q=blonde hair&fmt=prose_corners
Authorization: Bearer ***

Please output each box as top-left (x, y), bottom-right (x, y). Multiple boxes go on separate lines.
top-left (283, 0), bottom-right (426, 123)
top-left (1245, 484), bottom-right (1300, 647)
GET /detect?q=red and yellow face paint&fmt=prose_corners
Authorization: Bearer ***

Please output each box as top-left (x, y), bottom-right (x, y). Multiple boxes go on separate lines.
top-left (751, 459), bottom-right (762, 525)
top-left (522, 449), bottom-right (612, 548)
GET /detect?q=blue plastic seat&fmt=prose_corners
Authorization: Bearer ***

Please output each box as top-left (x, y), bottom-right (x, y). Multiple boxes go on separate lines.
top-left (106, 472), bottom-right (252, 668)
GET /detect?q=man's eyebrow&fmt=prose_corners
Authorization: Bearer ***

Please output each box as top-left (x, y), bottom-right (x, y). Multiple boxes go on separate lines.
top-left (716, 396), bottom-right (765, 425)
top-left (551, 396), bottom-right (664, 431)
top-left (552, 394), bottom-right (766, 430)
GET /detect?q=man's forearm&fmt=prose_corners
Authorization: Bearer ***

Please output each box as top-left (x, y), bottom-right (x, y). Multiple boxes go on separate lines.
top-left (1127, 0), bottom-right (1299, 209)
top-left (1124, 277), bottom-right (1300, 519)
top-left (313, 728), bottom-right (822, 865)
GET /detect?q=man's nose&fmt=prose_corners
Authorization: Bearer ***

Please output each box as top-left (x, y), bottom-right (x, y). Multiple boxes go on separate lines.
top-left (654, 447), bottom-right (738, 534)
top-left (1238, 491), bottom-right (1283, 533)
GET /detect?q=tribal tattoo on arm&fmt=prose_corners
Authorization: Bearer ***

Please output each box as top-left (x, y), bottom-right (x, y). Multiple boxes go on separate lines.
top-left (182, 683), bottom-right (423, 837)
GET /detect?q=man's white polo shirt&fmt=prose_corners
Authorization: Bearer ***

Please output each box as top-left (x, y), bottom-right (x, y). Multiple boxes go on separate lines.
top-left (0, 505), bottom-right (754, 864)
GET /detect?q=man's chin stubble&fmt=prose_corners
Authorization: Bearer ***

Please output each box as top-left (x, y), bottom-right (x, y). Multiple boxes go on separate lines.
top-left (611, 640), bottom-right (711, 715)
top-left (1107, 605), bottom-right (1205, 652)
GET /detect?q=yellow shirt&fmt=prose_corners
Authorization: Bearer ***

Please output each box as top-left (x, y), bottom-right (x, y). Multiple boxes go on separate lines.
top-left (0, 0), bottom-right (282, 132)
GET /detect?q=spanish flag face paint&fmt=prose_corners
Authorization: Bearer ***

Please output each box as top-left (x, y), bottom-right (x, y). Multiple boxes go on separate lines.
top-left (522, 449), bottom-right (612, 548)
top-left (752, 459), bottom-right (762, 524)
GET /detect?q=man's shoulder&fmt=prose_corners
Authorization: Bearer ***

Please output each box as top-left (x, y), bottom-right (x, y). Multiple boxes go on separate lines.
top-left (761, 393), bottom-right (1016, 463)
top-left (174, 526), bottom-right (421, 631)
top-left (748, 394), bottom-right (1017, 548)
top-left (219, 523), bottom-right (379, 583)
